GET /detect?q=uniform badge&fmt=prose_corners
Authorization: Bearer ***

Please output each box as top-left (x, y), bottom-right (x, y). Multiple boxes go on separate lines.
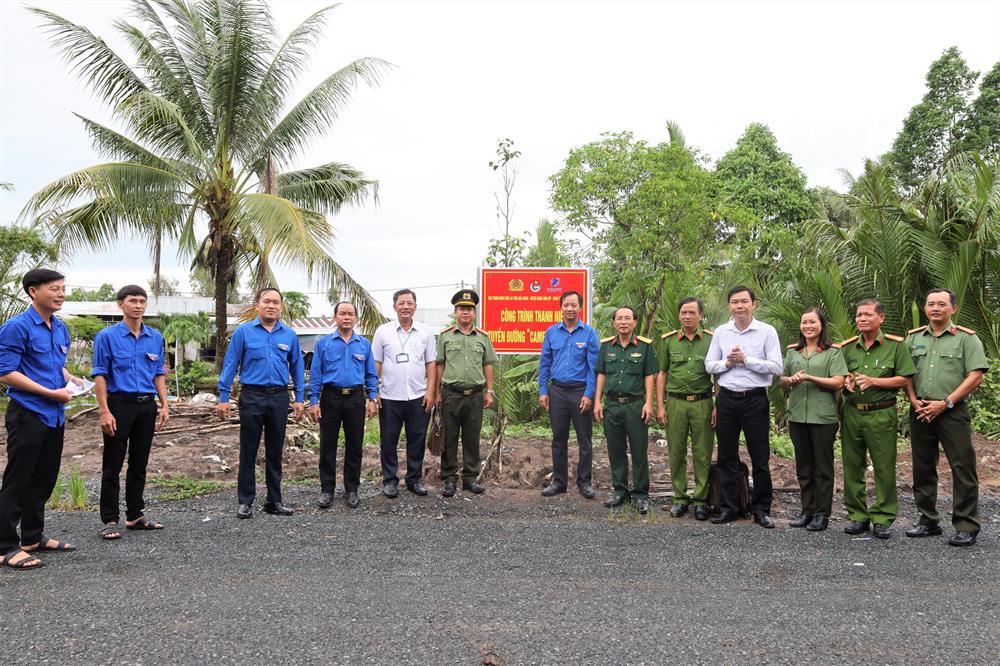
top-left (277, 343), bottom-right (289, 351)
top-left (630, 352), bottom-right (642, 358)
top-left (353, 353), bottom-right (364, 361)
top-left (575, 342), bottom-right (586, 348)
top-left (59, 345), bottom-right (68, 354)
top-left (146, 353), bottom-right (159, 361)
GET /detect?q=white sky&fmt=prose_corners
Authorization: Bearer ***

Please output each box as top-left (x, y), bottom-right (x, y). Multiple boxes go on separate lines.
top-left (2, 0), bottom-right (999, 315)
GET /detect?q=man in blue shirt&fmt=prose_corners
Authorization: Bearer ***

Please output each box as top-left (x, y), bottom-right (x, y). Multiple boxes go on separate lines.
top-left (0, 268), bottom-right (85, 570)
top-left (538, 290), bottom-right (599, 499)
top-left (309, 301), bottom-right (378, 509)
top-left (218, 287), bottom-right (305, 519)
top-left (92, 285), bottom-right (170, 540)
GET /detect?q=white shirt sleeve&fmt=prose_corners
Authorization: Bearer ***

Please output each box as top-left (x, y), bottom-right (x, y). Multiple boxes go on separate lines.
top-left (744, 325), bottom-right (783, 377)
top-left (371, 326), bottom-right (386, 363)
top-left (705, 329), bottom-right (729, 375)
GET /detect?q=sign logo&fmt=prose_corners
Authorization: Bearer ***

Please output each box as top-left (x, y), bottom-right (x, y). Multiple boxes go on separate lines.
top-left (529, 280), bottom-right (542, 293)
top-left (508, 279), bottom-right (524, 292)
top-left (550, 278), bottom-right (560, 287)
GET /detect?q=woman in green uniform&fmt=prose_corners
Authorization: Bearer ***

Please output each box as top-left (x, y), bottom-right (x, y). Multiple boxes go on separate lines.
top-left (779, 308), bottom-right (848, 532)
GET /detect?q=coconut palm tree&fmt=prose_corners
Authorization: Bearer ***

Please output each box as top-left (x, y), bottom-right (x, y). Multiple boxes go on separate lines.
top-left (22, 0), bottom-right (389, 369)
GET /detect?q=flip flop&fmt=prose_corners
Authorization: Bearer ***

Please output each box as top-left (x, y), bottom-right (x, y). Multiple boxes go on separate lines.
top-left (100, 523), bottom-right (122, 540)
top-left (125, 517), bottom-right (164, 531)
top-left (28, 534), bottom-right (76, 552)
top-left (2, 549), bottom-right (43, 570)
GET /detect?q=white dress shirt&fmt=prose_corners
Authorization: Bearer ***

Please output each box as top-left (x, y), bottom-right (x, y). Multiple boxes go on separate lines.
top-left (372, 320), bottom-right (437, 401)
top-left (705, 317), bottom-right (783, 390)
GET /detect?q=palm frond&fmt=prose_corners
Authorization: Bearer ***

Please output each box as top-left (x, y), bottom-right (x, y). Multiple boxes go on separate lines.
top-left (277, 162), bottom-right (378, 215)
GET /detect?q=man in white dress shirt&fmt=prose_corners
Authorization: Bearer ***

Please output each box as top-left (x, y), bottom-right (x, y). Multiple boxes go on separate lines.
top-left (372, 289), bottom-right (437, 497)
top-left (705, 285), bottom-right (783, 528)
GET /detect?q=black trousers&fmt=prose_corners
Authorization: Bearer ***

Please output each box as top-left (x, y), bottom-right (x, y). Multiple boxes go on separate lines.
top-left (379, 397), bottom-right (430, 486)
top-left (100, 396), bottom-right (157, 523)
top-left (0, 401), bottom-right (64, 555)
top-left (788, 421), bottom-right (838, 517)
top-left (547, 383), bottom-right (593, 487)
top-left (319, 389), bottom-right (365, 493)
top-left (715, 390), bottom-right (772, 514)
top-left (238, 387), bottom-right (290, 506)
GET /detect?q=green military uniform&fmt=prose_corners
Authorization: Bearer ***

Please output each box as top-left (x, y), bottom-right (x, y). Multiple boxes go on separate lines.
top-left (906, 324), bottom-right (989, 534)
top-left (659, 328), bottom-right (714, 507)
top-left (597, 335), bottom-right (658, 500)
top-left (839, 332), bottom-right (916, 526)
top-left (783, 343), bottom-right (848, 517)
top-left (436, 325), bottom-right (498, 483)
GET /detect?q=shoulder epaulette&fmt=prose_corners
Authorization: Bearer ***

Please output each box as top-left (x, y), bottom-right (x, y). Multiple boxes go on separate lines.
top-left (476, 327), bottom-right (489, 336)
top-left (840, 335), bottom-right (859, 346)
top-left (703, 328), bottom-right (714, 335)
top-left (787, 342), bottom-right (798, 349)
top-left (956, 325), bottom-right (977, 335)
top-left (884, 333), bottom-right (904, 342)
top-left (636, 335), bottom-right (652, 344)
top-left (661, 330), bottom-right (677, 339)
top-left (439, 325), bottom-right (455, 334)
top-left (830, 342), bottom-right (843, 349)
top-left (600, 336), bottom-right (615, 343)
top-left (908, 325), bottom-right (927, 334)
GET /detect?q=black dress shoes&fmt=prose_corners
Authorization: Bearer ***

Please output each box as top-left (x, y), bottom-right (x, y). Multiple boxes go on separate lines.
top-left (635, 498), bottom-right (649, 515)
top-left (463, 481), bottom-right (485, 494)
top-left (263, 503), bottom-right (293, 516)
top-left (316, 492), bottom-right (333, 509)
top-left (790, 513), bottom-right (813, 528)
top-left (669, 504), bottom-right (688, 518)
top-left (604, 494), bottom-right (627, 508)
top-left (694, 505), bottom-right (710, 521)
top-left (949, 531), bottom-right (977, 547)
top-left (383, 483), bottom-right (399, 498)
top-left (843, 519), bottom-right (870, 535)
top-left (541, 484), bottom-right (567, 497)
top-left (753, 512), bottom-right (775, 529)
top-left (872, 523), bottom-right (891, 539)
top-left (236, 504), bottom-right (252, 519)
top-left (406, 482), bottom-right (428, 496)
top-left (345, 489), bottom-right (360, 508)
top-left (578, 484), bottom-right (596, 499)
top-left (905, 523), bottom-right (943, 538)
top-left (712, 510), bottom-right (739, 524)
top-left (441, 480), bottom-right (456, 497)
top-left (805, 515), bottom-right (829, 531)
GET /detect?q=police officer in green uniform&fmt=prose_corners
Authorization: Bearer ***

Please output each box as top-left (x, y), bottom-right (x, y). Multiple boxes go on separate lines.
top-left (655, 297), bottom-right (715, 520)
top-left (594, 306), bottom-right (658, 514)
top-left (779, 308), bottom-right (848, 532)
top-left (839, 299), bottom-right (917, 539)
top-left (904, 288), bottom-right (989, 547)
top-left (436, 289), bottom-right (497, 498)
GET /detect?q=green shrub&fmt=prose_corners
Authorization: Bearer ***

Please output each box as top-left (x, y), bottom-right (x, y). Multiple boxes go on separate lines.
top-left (969, 359), bottom-right (1000, 439)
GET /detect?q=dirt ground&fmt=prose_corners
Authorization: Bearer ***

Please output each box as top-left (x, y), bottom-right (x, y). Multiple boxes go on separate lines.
top-left (2, 400), bottom-right (999, 502)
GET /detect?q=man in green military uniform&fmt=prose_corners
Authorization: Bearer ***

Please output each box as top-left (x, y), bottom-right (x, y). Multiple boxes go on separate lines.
top-left (436, 289), bottom-right (497, 498)
top-left (904, 288), bottom-right (989, 547)
top-left (655, 297), bottom-right (715, 521)
top-left (594, 306), bottom-right (658, 514)
top-left (839, 299), bottom-right (917, 539)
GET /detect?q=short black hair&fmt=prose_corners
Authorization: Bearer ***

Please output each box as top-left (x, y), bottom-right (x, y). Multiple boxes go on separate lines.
top-left (334, 301), bottom-right (356, 316)
top-left (116, 284), bottom-right (147, 301)
top-left (792, 308), bottom-right (832, 351)
top-left (255, 287), bottom-right (282, 303)
top-left (393, 289), bottom-right (416, 304)
top-left (727, 285), bottom-right (755, 303)
top-left (925, 287), bottom-right (957, 305)
top-left (22, 268), bottom-right (65, 295)
top-left (855, 298), bottom-right (885, 315)
top-left (559, 291), bottom-right (583, 306)
top-left (677, 297), bottom-right (704, 315)
top-left (612, 306), bottom-right (636, 320)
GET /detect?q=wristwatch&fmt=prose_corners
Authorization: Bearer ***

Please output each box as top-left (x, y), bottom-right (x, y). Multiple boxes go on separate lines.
top-left (944, 397), bottom-right (954, 409)
top-left (487, 389), bottom-right (495, 395)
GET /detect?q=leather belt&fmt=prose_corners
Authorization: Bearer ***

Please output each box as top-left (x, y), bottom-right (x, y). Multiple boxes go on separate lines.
top-left (606, 393), bottom-right (642, 404)
top-left (108, 392), bottom-right (156, 403)
top-left (719, 387), bottom-right (767, 398)
top-left (243, 385), bottom-right (288, 394)
top-left (668, 391), bottom-right (713, 402)
top-left (850, 399), bottom-right (896, 411)
top-left (444, 384), bottom-right (484, 396)
top-left (324, 385), bottom-right (364, 396)
top-left (551, 381), bottom-right (586, 390)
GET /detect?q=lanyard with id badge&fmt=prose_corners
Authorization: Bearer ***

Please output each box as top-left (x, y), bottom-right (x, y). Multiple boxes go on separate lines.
top-left (396, 327), bottom-right (413, 364)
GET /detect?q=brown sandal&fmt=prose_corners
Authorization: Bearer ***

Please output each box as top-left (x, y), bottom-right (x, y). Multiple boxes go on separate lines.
top-left (2, 549), bottom-right (43, 570)
top-left (100, 523), bottom-right (122, 540)
top-left (126, 517), bottom-right (163, 531)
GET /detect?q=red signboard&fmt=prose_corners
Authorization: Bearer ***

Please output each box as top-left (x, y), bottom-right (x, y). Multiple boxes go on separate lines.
top-left (478, 267), bottom-right (592, 354)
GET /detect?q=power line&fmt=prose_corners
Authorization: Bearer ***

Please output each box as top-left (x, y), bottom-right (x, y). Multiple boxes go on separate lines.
top-left (62, 281), bottom-right (463, 297)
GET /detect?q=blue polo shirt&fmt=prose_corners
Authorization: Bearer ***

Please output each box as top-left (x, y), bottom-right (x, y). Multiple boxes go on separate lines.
top-left (0, 306), bottom-right (72, 428)
top-left (217, 318), bottom-right (305, 403)
top-left (538, 321), bottom-right (600, 399)
top-left (308, 331), bottom-right (378, 405)
top-left (91, 321), bottom-right (166, 394)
